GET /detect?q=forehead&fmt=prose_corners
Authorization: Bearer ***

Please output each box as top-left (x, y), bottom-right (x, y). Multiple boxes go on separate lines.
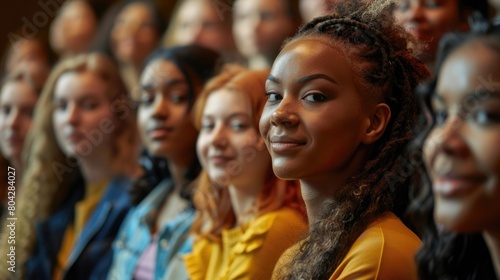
top-left (1, 81), bottom-right (37, 103)
top-left (60, 1), bottom-right (93, 17)
top-left (271, 37), bottom-right (355, 84)
top-left (204, 89), bottom-right (251, 115)
top-left (178, 0), bottom-right (215, 17)
top-left (438, 42), bottom-right (500, 94)
top-left (235, 0), bottom-right (285, 12)
top-left (54, 71), bottom-right (107, 99)
top-left (141, 59), bottom-right (185, 83)
top-left (119, 3), bottom-right (152, 21)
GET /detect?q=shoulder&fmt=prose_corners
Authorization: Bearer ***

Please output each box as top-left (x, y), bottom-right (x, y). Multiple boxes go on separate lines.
top-left (332, 212), bottom-right (421, 280)
top-left (261, 208), bottom-right (308, 240)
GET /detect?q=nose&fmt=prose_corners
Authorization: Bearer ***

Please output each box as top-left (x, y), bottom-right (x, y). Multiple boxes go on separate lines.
top-left (66, 104), bottom-right (80, 126)
top-left (152, 96), bottom-right (169, 120)
top-left (407, 3), bottom-right (425, 22)
top-left (6, 109), bottom-right (21, 129)
top-left (270, 98), bottom-right (299, 127)
top-left (428, 114), bottom-right (468, 158)
top-left (210, 123), bottom-right (228, 148)
top-left (191, 23), bottom-right (204, 44)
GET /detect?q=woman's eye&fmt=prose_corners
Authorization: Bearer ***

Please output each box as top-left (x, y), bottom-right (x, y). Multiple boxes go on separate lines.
top-left (265, 92), bottom-right (282, 102)
top-left (54, 101), bottom-right (67, 111)
top-left (303, 93), bottom-right (327, 102)
top-left (425, 0), bottom-right (440, 8)
top-left (434, 110), bottom-right (448, 125)
top-left (140, 93), bottom-right (154, 106)
top-left (81, 101), bottom-right (98, 110)
top-left (469, 110), bottom-right (500, 125)
top-left (171, 93), bottom-right (187, 104)
top-left (201, 121), bottom-right (214, 131)
top-left (231, 122), bottom-right (248, 131)
top-left (394, 1), bottom-right (409, 11)
top-left (21, 107), bottom-right (34, 118)
top-left (0, 106), bottom-right (11, 116)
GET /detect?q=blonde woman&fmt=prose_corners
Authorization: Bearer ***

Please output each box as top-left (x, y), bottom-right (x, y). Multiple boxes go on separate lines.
top-left (0, 71), bottom-right (40, 222)
top-left (0, 52), bottom-right (140, 280)
top-left (183, 66), bottom-right (307, 280)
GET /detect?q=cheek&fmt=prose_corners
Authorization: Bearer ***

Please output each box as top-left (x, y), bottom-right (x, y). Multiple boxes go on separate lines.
top-left (429, 10), bottom-right (458, 30)
top-left (196, 134), bottom-right (209, 166)
top-left (258, 110), bottom-right (271, 139)
top-left (137, 108), bottom-right (149, 138)
top-left (471, 134), bottom-right (500, 175)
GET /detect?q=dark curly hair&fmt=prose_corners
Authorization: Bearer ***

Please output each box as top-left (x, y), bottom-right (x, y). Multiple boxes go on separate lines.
top-left (410, 14), bottom-right (500, 280)
top-left (130, 45), bottom-right (223, 204)
top-left (276, 0), bottom-right (429, 279)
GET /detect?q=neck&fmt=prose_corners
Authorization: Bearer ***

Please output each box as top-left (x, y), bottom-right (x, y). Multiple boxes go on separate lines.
top-left (247, 54), bottom-right (272, 70)
top-left (167, 151), bottom-right (196, 192)
top-left (9, 157), bottom-right (23, 175)
top-left (484, 230), bottom-right (500, 279)
top-left (80, 157), bottom-right (113, 185)
top-left (300, 179), bottom-right (337, 227)
top-left (227, 180), bottom-right (264, 226)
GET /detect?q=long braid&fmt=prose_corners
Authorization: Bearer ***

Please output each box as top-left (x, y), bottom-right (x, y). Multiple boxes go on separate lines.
top-left (278, 1), bottom-right (429, 279)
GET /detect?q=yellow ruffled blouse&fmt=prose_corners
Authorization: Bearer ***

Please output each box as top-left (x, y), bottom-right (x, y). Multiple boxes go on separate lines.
top-left (272, 212), bottom-right (421, 280)
top-left (183, 207), bottom-right (307, 280)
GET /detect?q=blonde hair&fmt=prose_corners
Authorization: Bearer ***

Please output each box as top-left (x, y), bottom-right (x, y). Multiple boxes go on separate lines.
top-left (190, 65), bottom-right (306, 241)
top-left (0, 52), bottom-right (139, 279)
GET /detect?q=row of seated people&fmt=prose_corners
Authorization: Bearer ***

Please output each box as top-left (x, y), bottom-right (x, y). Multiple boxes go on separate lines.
top-left (1, 0), bottom-right (500, 279)
top-left (2, 0), bottom-right (498, 94)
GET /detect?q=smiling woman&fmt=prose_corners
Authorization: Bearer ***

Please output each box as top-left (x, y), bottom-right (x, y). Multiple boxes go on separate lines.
top-left (393, 0), bottom-right (489, 73)
top-left (183, 65), bottom-right (307, 280)
top-left (259, 0), bottom-right (429, 279)
top-left (413, 20), bottom-right (500, 279)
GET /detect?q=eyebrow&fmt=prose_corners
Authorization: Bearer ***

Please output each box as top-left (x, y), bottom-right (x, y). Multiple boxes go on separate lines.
top-left (267, 74), bottom-right (337, 85)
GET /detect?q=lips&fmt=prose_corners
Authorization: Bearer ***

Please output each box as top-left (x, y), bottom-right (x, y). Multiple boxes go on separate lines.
top-left (209, 155), bottom-right (234, 166)
top-left (66, 132), bottom-right (84, 143)
top-left (432, 174), bottom-right (486, 198)
top-left (404, 25), bottom-right (431, 41)
top-left (149, 126), bottom-right (173, 140)
top-left (3, 133), bottom-right (22, 146)
top-left (269, 135), bottom-right (306, 153)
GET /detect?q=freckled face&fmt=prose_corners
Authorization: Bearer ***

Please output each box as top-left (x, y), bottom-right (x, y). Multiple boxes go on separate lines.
top-left (198, 89), bottom-right (270, 186)
top-left (423, 42), bottom-right (500, 233)
top-left (259, 37), bottom-right (371, 184)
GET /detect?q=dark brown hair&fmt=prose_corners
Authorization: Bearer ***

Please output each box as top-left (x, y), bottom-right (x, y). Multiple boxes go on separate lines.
top-left (277, 0), bottom-right (429, 279)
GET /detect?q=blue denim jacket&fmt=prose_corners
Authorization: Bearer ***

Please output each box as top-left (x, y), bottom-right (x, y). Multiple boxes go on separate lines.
top-left (107, 179), bottom-right (195, 280)
top-left (27, 176), bottom-right (133, 280)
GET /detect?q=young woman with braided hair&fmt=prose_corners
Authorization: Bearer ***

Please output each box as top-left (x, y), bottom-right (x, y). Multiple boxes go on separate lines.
top-left (259, 0), bottom-right (429, 279)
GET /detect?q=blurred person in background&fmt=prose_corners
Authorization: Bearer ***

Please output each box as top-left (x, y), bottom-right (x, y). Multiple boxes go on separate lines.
top-left (162, 0), bottom-right (240, 63)
top-left (233, 0), bottom-right (301, 69)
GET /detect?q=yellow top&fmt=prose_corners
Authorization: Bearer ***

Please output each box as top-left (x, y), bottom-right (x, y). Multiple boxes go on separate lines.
top-left (183, 207), bottom-right (308, 280)
top-left (53, 179), bottom-right (109, 280)
top-left (273, 212), bottom-right (421, 280)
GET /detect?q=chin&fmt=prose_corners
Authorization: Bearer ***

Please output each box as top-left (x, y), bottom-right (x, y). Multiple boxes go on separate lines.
top-left (435, 212), bottom-right (483, 234)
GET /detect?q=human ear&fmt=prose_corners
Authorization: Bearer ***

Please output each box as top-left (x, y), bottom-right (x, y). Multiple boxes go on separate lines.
top-left (457, 8), bottom-right (473, 32)
top-left (362, 103), bottom-right (391, 145)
